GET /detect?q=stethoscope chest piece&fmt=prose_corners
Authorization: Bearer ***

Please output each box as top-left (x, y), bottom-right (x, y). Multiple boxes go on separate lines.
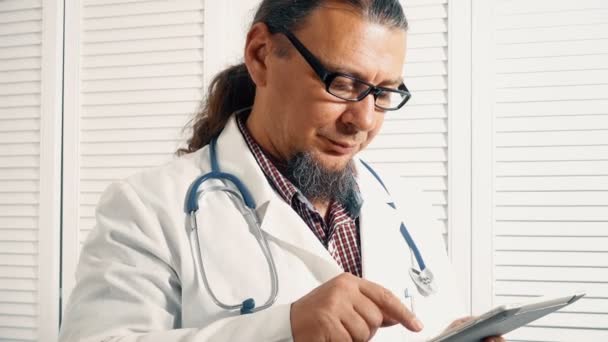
top-left (409, 267), bottom-right (436, 297)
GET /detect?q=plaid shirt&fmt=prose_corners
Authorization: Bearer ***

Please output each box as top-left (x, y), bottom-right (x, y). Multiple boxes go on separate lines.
top-left (236, 115), bottom-right (363, 277)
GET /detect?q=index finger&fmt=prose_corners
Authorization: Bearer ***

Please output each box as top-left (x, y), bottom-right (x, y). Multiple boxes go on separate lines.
top-left (357, 278), bottom-right (424, 332)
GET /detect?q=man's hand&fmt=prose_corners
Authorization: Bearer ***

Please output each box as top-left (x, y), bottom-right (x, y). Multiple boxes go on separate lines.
top-left (290, 273), bottom-right (423, 342)
top-left (444, 316), bottom-right (506, 342)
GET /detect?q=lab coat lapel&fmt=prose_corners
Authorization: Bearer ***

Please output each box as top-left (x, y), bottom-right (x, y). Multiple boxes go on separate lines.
top-left (258, 198), bottom-right (344, 278)
top-left (212, 116), bottom-right (340, 274)
top-left (357, 162), bottom-right (411, 294)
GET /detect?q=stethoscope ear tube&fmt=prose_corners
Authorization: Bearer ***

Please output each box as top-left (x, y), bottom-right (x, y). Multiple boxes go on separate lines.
top-left (186, 136), bottom-right (279, 315)
top-left (188, 185), bottom-right (279, 314)
top-left (189, 187), bottom-right (253, 312)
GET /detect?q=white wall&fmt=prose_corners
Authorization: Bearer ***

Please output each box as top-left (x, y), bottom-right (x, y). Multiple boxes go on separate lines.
top-left (0, 0), bottom-right (607, 341)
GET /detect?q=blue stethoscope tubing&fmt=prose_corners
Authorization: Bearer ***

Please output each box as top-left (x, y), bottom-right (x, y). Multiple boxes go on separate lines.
top-left (186, 135), bottom-right (434, 315)
top-left (186, 137), bottom-right (279, 314)
top-left (359, 160), bottom-right (436, 297)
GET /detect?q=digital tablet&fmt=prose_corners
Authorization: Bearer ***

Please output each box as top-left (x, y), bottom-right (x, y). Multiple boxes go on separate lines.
top-left (427, 293), bottom-right (585, 342)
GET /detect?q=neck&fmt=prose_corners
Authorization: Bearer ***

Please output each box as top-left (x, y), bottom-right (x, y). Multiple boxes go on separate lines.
top-left (312, 199), bottom-right (331, 221)
top-left (245, 105), bottom-right (287, 162)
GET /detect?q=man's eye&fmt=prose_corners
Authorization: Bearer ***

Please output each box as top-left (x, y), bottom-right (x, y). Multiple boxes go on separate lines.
top-left (377, 91), bottom-right (391, 100)
top-left (333, 80), bottom-right (354, 90)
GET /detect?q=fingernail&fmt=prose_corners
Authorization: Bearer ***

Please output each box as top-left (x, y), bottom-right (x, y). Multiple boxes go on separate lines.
top-left (413, 318), bottom-right (424, 331)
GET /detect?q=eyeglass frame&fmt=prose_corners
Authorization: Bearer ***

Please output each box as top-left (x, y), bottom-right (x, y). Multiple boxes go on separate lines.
top-left (274, 29), bottom-right (412, 111)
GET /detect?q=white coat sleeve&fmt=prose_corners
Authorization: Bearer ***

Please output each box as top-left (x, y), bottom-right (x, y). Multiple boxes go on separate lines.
top-left (59, 181), bottom-right (293, 342)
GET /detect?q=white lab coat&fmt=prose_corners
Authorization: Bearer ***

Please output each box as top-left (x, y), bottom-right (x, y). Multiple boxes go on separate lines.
top-left (59, 116), bottom-right (466, 342)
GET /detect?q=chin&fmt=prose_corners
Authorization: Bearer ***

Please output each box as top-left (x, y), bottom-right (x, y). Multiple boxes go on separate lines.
top-left (316, 153), bottom-right (354, 172)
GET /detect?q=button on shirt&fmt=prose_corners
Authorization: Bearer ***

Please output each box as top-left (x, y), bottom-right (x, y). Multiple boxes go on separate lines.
top-left (236, 115), bottom-right (363, 277)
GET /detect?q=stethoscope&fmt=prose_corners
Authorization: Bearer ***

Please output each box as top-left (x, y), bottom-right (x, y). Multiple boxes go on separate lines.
top-left (185, 134), bottom-right (436, 315)
top-left (358, 160), bottom-right (437, 299)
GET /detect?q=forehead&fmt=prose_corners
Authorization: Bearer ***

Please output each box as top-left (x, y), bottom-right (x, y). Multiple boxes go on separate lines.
top-left (293, 3), bottom-right (407, 83)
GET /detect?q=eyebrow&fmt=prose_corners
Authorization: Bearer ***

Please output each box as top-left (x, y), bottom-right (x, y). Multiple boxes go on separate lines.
top-left (331, 65), bottom-right (403, 88)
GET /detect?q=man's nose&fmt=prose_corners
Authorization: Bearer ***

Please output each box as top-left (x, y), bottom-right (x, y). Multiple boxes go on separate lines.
top-left (342, 94), bottom-right (377, 132)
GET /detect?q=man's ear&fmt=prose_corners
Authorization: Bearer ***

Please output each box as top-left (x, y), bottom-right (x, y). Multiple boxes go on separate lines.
top-left (244, 22), bottom-right (272, 87)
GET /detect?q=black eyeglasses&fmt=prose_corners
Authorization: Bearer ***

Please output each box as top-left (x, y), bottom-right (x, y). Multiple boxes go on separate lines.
top-left (280, 30), bottom-right (411, 111)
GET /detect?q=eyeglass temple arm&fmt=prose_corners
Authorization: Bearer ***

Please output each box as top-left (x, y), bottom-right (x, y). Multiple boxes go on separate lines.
top-left (281, 31), bottom-right (329, 81)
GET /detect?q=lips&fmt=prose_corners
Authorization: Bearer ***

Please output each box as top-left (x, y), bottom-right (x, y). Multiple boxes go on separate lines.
top-left (324, 137), bottom-right (358, 155)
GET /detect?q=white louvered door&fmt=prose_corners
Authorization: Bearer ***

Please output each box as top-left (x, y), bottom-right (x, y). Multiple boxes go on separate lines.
top-left (61, 0), bottom-right (205, 308)
top-left (0, 0), bottom-right (63, 341)
top-left (472, 0), bottom-right (608, 340)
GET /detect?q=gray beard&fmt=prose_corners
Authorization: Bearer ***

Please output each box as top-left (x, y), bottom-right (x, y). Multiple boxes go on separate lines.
top-left (285, 152), bottom-right (359, 211)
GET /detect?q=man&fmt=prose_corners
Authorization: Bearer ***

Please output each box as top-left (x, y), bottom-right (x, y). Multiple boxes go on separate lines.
top-left (59, 1), bottom-right (504, 341)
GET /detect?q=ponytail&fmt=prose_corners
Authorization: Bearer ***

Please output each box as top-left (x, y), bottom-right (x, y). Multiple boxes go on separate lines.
top-left (177, 63), bottom-right (255, 155)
